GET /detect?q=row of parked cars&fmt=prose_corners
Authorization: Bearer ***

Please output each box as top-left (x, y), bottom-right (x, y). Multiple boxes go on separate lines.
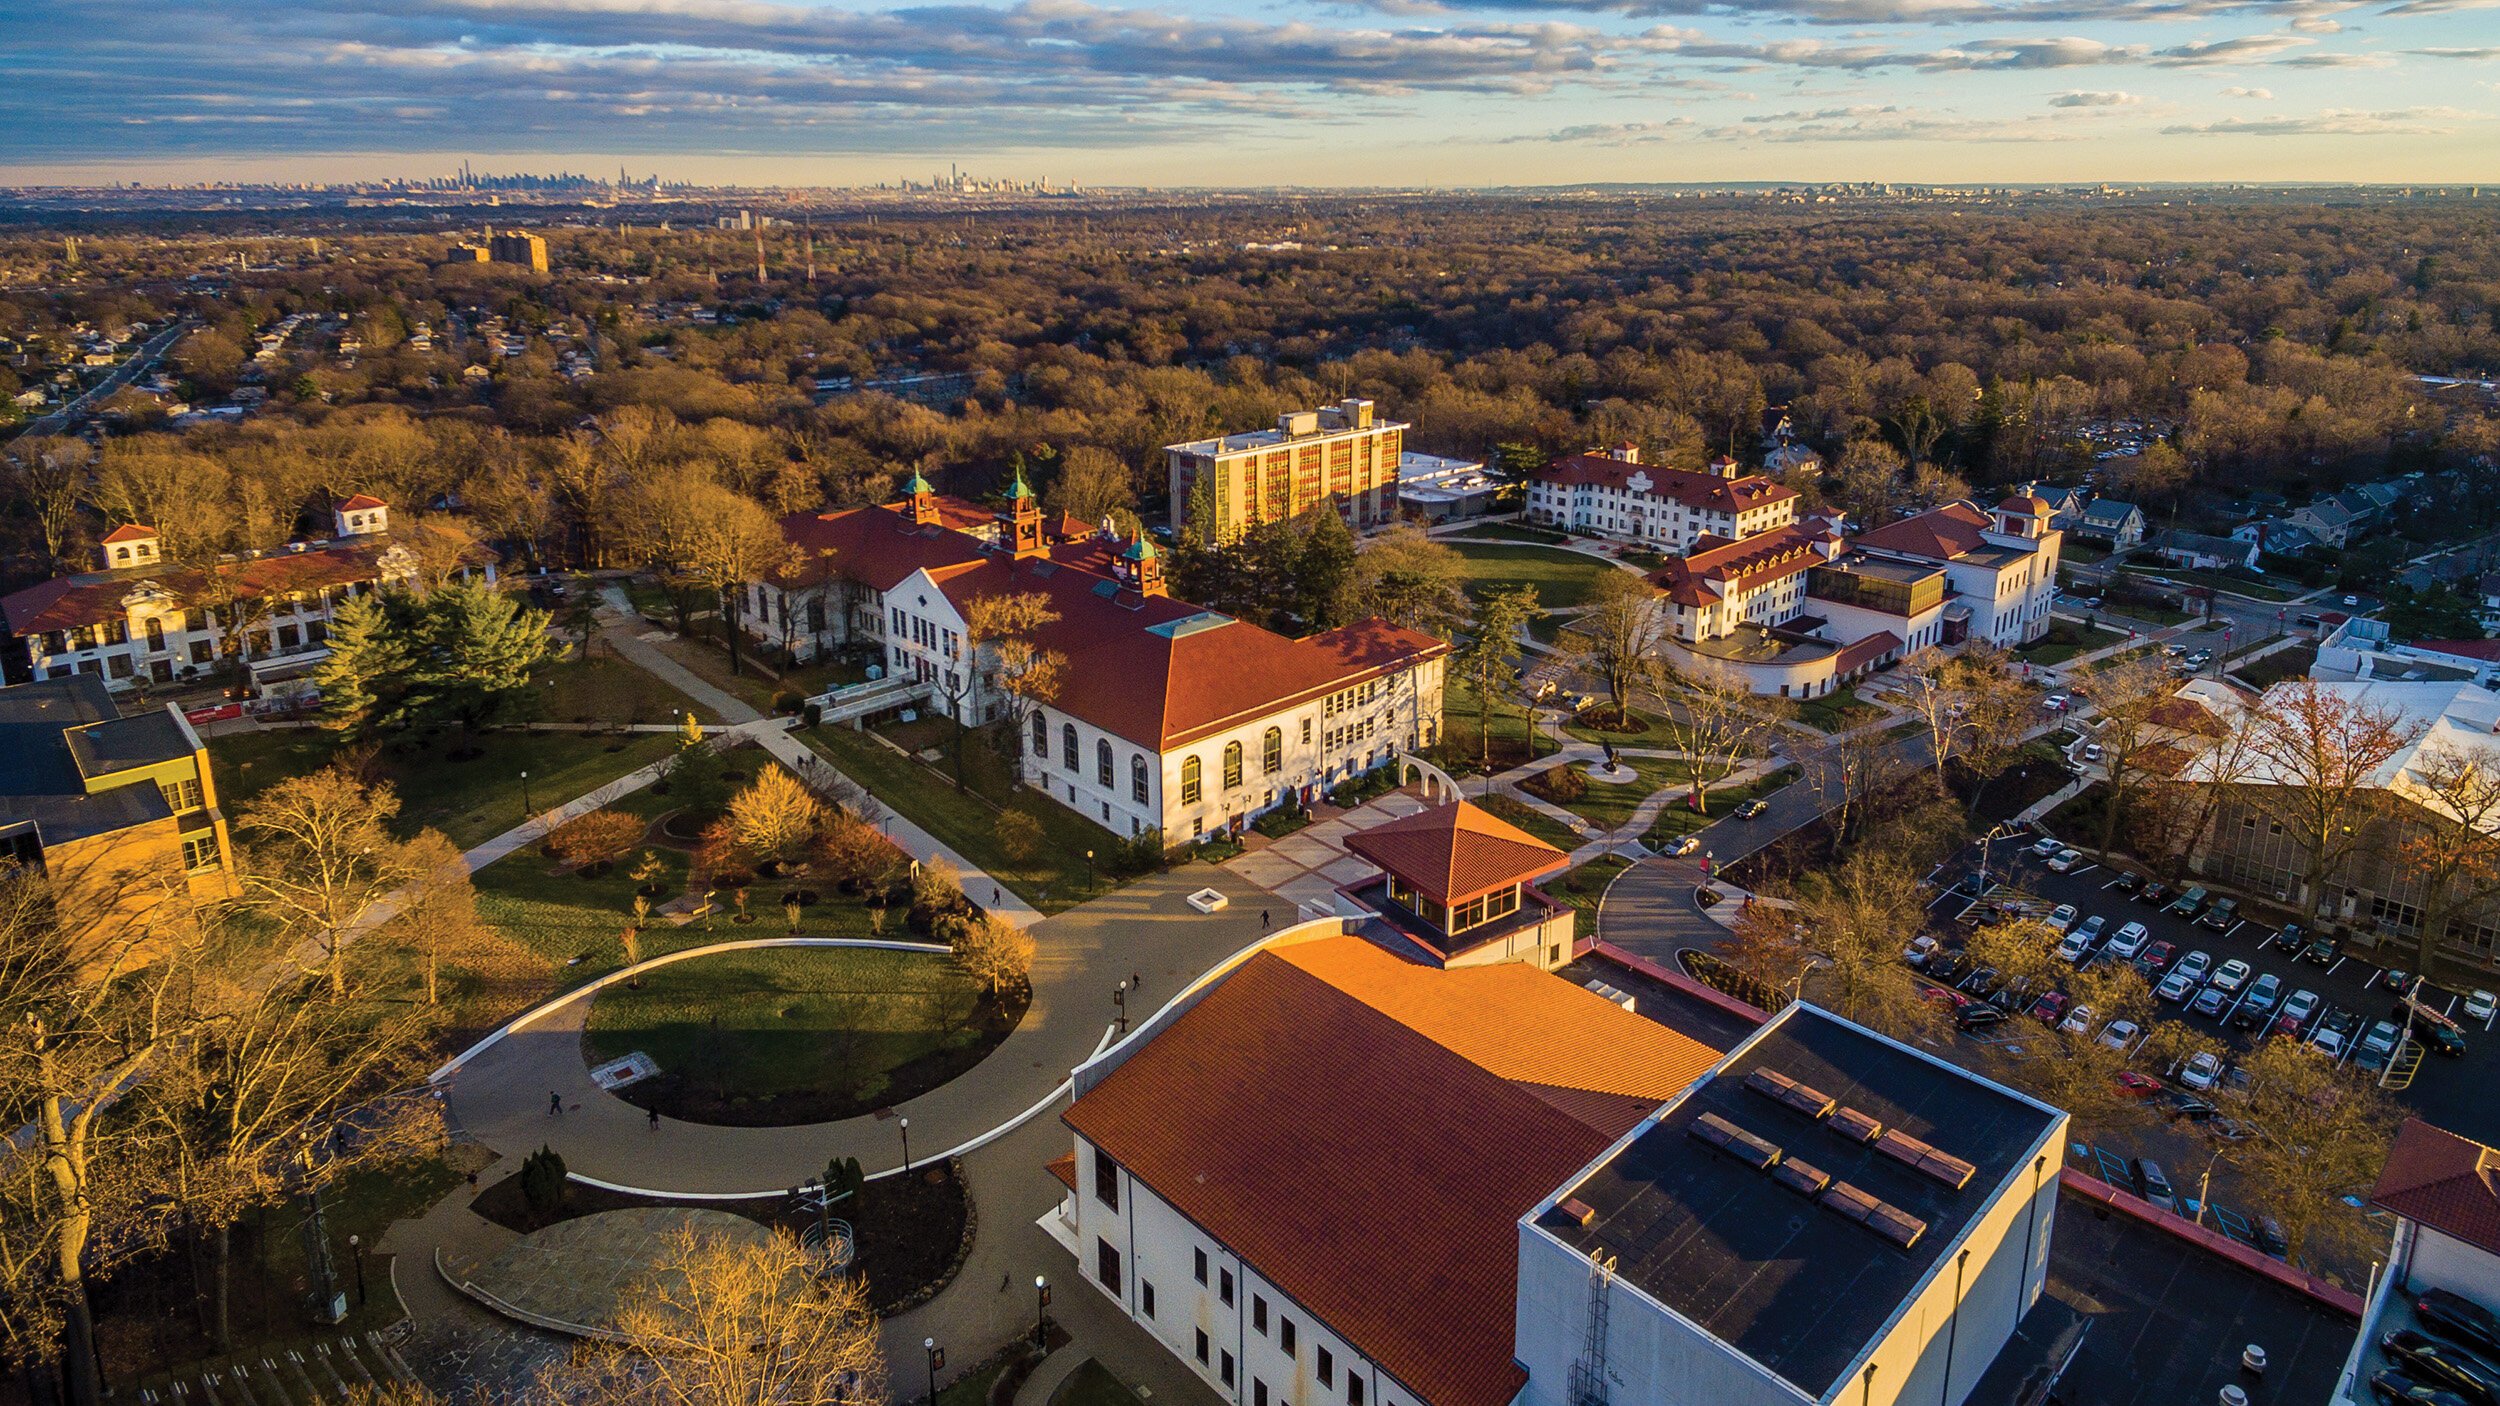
top-left (2376, 1287), bottom-right (2500, 1405)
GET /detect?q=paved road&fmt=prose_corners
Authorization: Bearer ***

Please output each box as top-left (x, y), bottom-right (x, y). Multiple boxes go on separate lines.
top-left (10, 318), bottom-right (191, 440)
top-left (437, 866), bottom-right (1275, 1197)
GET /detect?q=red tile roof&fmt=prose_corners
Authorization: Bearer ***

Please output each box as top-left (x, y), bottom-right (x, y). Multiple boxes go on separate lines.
top-left (1853, 502), bottom-right (1993, 562)
top-left (1537, 453), bottom-right (1798, 515)
top-left (1046, 1153), bottom-right (1077, 1193)
top-left (1833, 630), bottom-right (1903, 673)
top-left (2372, 1118), bottom-right (2500, 1256)
top-left (1342, 799), bottom-right (1567, 906)
top-left (1647, 524), bottom-right (1824, 608)
top-left (337, 493), bottom-right (387, 512)
top-left (1064, 938), bottom-right (1721, 1406)
top-left (2, 525), bottom-right (492, 636)
top-left (99, 524), bottom-right (158, 545)
top-left (2415, 639), bottom-right (2500, 662)
top-left (772, 495), bottom-right (1091, 589)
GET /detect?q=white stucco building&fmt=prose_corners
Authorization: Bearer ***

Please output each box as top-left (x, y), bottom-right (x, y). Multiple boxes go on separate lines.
top-left (1527, 445), bottom-right (1800, 551)
top-left (1849, 496), bottom-right (2063, 649)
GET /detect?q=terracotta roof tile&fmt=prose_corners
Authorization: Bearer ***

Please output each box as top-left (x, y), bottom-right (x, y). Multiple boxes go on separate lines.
top-left (1853, 502), bottom-right (1993, 562)
top-left (99, 524), bottom-right (158, 544)
top-left (2372, 1118), bottom-right (2500, 1255)
top-left (1537, 453), bottom-right (1799, 515)
top-left (1341, 799), bottom-right (1567, 906)
top-left (1063, 938), bottom-right (1723, 1406)
top-left (337, 493), bottom-right (387, 512)
top-left (1046, 1153), bottom-right (1077, 1193)
top-left (1, 525), bottom-right (492, 636)
top-left (1647, 524), bottom-right (1823, 605)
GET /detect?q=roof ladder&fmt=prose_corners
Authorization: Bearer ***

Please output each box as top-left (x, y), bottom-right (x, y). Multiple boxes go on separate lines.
top-left (1568, 1251), bottom-right (1616, 1406)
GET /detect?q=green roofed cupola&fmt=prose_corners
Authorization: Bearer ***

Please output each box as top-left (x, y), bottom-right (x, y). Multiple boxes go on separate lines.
top-left (999, 466), bottom-right (1045, 558)
top-left (905, 469), bottom-right (939, 527)
top-left (1115, 534), bottom-right (1167, 596)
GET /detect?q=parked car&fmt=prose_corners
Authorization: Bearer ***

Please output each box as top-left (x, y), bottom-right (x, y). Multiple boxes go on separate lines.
top-left (2108, 870), bottom-right (2144, 894)
top-left (2379, 1329), bottom-right (2500, 1405)
top-left (2191, 985), bottom-right (2232, 1017)
top-left (2082, 742), bottom-right (2105, 763)
top-left (2179, 1052), bottom-right (2225, 1090)
top-left (2135, 939), bottom-right (2178, 976)
top-left (2469, 990), bottom-right (2500, 1024)
top-left (2055, 930), bottom-right (2096, 964)
top-left (2209, 1117), bottom-right (2259, 1144)
top-left (2166, 1093), bottom-right (2219, 1122)
top-left (1929, 952), bottom-right (1970, 984)
top-left (1959, 965), bottom-right (2000, 996)
top-left (2134, 1157), bottom-right (2179, 1212)
top-left (2304, 933), bottom-right (2342, 966)
top-left (2105, 921), bottom-right (2149, 959)
top-left (2274, 988), bottom-right (2323, 1038)
top-left (2113, 1069), bottom-right (2163, 1097)
top-left (2360, 1020), bottom-right (2406, 1070)
top-left (2418, 1288), bottom-right (2500, 1359)
top-left (2174, 949), bottom-right (2214, 984)
top-left (2366, 1370), bottom-right (2477, 1406)
top-left (2419, 1021), bottom-right (2469, 1059)
top-left (2098, 1019), bottom-right (2140, 1051)
top-left (1919, 983), bottom-right (1972, 1011)
top-left (1956, 1004), bottom-right (2008, 1033)
top-left (2136, 880), bottom-right (2174, 908)
top-left (2167, 885), bottom-right (2212, 918)
top-left (2045, 904), bottom-right (2080, 935)
top-left (1667, 835), bottom-right (1703, 856)
top-left (2156, 970), bottom-right (2198, 1003)
top-left (2060, 1003), bottom-right (2096, 1035)
top-left (2255, 1217), bottom-right (2290, 1258)
top-left (1902, 935), bottom-right (1939, 968)
top-left (2233, 974), bottom-right (2284, 1029)
top-left (2211, 958), bottom-right (2253, 995)
top-left (2031, 991), bottom-right (2072, 1024)
top-left (2313, 1006), bottom-right (2362, 1059)
top-left (2029, 835), bottom-right (2066, 857)
top-left (2199, 897), bottom-right (2242, 931)
top-left (2047, 849), bottom-right (2085, 873)
top-left (1734, 799), bottom-right (1770, 820)
top-left (2076, 914), bottom-right (2108, 943)
top-left (2387, 969), bottom-right (2425, 998)
top-left (2042, 693), bottom-right (2071, 712)
top-left (2269, 922), bottom-right (2307, 954)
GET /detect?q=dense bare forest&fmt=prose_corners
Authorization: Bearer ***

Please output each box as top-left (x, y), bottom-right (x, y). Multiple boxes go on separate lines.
top-left (4, 194), bottom-right (2495, 585)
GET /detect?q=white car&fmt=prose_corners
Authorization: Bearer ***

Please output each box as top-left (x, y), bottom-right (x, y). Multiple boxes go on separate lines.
top-left (2156, 971), bottom-right (2197, 1003)
top-left (2469, 990), bottom-right (2499, 1023)
top-left (2105, 921), bottom-right (2151, 959)
top-left (2045, 904), bottom-right (2080, 935)
top-left (2076, 914), bottom-right (2108, 943)
top-left (1903, 935), bottom-right (1939, 968)
top-left (2043, 693), bottom-right (2071, 711)
top-left (2055, 930), bottom-right (2096, 964)
top-left (2210, 958), bottom-right (2253, 995)
top-left (2097, 1019), bottom-right (2141, 1051)
top-left (2083, 743), bottom-right (2105, 763)
top-left (2180, 1051), bottom-right (2225, 1090)
top-left (2059, 1004), bottom-right (2096, 1035)
top-left (2030, 835), bottom-right (2065, 858)
top-left (2047, 849), bottom-right (2085, 873)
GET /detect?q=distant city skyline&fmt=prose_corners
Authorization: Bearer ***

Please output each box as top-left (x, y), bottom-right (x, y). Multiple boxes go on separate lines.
top-left (1, 0), bottom-right (2493, 186)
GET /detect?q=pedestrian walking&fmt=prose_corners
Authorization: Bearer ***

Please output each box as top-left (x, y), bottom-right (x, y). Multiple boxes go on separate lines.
top-left (648, 1106), bottom-right (660, 1131)
top-left (1261, 909), bottom-right (1271, 929)
top-left (549, 1091), bottom-right (563, 1116)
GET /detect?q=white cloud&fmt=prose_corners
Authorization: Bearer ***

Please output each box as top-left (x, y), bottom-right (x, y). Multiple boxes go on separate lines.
top-left (2051, 87), bottom-right (2142, 102)
top-left (2222, 83), bottom-right (2274, 95)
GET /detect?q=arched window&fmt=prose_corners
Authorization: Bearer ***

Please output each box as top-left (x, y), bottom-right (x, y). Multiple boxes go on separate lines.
top-left (1032, 712), bottom-right (1048, 759)
top-left (1063, 724), bottom-right (1080, 773)
top-left (1261, 727), bottom-right (1283, 775)
top-left (1222, 742), bottom-right (1243, 790)
top-left (1181, 755), bottom-right (1202, 805)
top-left (1096, 739), bottom-right (1113, 789)
top-left (1132, 754), bottom-right (1149, 803)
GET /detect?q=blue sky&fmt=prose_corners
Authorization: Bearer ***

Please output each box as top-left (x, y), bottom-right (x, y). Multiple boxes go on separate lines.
top-left (0, 0), bottom-right (2492, 185)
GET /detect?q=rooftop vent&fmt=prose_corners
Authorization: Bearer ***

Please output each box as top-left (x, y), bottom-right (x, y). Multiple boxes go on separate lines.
top-left (1689, 1112), bottom-right (1782, 1172)
top-left (1820, 1180), bottom-right (1928, 1251)
top-left (1830, 1107), bottom-right (1884, 1144)
top-left (1873, 1130), bottom-right (1977, 1191)
top-left (1556, 1197), bottom-right (1599, 1229)
top-left (1771, 1156), bottom-right (1831, 1198)
top-left (1745, 1068), bottom-right (1836, 1121)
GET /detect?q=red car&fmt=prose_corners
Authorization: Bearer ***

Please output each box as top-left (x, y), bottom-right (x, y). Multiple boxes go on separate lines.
top-left (1920, 984), bottom-right (1972, 1010)
top-left (2113, 1071), bottom-right (2164, 1098)
top-left (2030, 992), bottom-right (2071, 1025)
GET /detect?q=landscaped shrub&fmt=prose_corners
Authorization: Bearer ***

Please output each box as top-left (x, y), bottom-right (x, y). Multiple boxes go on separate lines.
top-left (1522, 764), bottom-right (1588, 804)
top-left (521, 1145), bottom-right (568, 1219)
top-left (1101, 827), bottom-right (1169, 879)
top-left (1251, 798), bottom-right (1311, 838)
top-left (546, 808), bottom-right (644, 871)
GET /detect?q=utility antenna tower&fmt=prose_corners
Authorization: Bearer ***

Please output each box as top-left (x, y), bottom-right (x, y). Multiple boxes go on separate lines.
top-left (1568, 1252), bottom-right (1616, 1406)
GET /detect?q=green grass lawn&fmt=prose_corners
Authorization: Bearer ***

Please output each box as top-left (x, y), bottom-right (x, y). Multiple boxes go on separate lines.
top-left (1533, 755), bottom-right (1694, 834)
top-left (1644, 766), bottom-right (1800, 849)
top-left (1543, 854), bottom-right (1631, 918)
top-left (1526, 612), bottom-right (1577, 647)
top-left (1445, 521), bottom-right (1566, 546)
top-left (209, 728), bottom-right (680, 850)
top-left (532, 654), bottom-right (698, 725)
top-left (1437, 676), bottom-right (1540, 764)
top-left (1049, 1360), bottom-right (1147, 1406)
top-left (2016, 617), bottom-right (2129, 666)
top-left (1792, 686), bottom-right (1882, 733)
top-left (1446, 542), bottom-right (1616, 610)
top-left (581, 946), bottom-right (990, 1118)
top-left (1476, 793), bottom-right (1587, 853)
top-left (803, 722), bottom-right (1125, 913)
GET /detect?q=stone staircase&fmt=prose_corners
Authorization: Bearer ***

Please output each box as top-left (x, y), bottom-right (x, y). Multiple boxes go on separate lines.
top-left (138, 1330), bottom-right (424, 1406)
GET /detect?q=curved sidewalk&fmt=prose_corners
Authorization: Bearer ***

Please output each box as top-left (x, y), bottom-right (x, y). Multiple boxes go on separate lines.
top-left (438, 866), bottom-right (1278, 1197)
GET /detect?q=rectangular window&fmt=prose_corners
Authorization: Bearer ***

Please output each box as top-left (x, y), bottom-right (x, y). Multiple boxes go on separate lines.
top-left (1221, 1353), bottom-right (1235, 1388)
top-left (1197, 1330), bottom-right (1210, 1365)
top-left (1318, 1347), bottom-right (1334, 1387)
top-left (1253, 1296), bottom-right (1267, 1333)
top-left (159, 778), bottom-right (204, 812)
top-left (1095, 1238), bottom-right (1120, 1294)
top-left (1194, 1248), bottom-right (1208, 1285)
top-left (181, 833), bottom-right (221, 871)
top-left (1141, 1281), bottom-right (1155, 1320)
top-left (1350, 1375), bottom-right (1365, 1406)
top-left (1094, 1149), bottom-right (1120, 1209)
top-left (1255, 1383), bottom-right (1268, 1406)
top-left (1220, 1269), bottom-right (1235, 1306)
top-left (1281, 1318), bottom-right (1296, 1355)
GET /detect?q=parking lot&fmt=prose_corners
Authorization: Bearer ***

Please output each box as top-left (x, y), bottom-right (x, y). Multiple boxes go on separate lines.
top-left (1924, 835), bottom-right (2500, 1147)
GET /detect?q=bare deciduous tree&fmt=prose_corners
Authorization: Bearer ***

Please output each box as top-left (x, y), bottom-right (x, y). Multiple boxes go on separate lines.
top-left (2243, 681), bottom-right (2424, 926)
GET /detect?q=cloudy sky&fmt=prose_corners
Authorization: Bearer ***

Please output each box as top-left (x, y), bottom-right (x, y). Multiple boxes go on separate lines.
top-left (1, 0), bottom-right (2493, 186)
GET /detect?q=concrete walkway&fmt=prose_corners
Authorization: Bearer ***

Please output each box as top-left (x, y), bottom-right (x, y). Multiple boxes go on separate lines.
top-left (437, 866), bottom-right (1277, 1197)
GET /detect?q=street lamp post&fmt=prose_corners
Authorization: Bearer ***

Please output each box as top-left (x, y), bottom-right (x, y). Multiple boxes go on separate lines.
top-left (348, 1233), bottom-right (367, 1307)
top-left (923, 1337), bottom-right (943, 1406)
top-left (1085, 849), bottom-right (1095, 894)
top-left (899, 1116), bottom-right (912, 1175)
top-left (2195, 1147), bottom-right (2227, 1227)
top-left (1114, 979), bottom-right (1128, 1035)
top-left (1035, 1275), bottom-right (1051, 1349)
top-left (519, 769), bottom-right (533, 820)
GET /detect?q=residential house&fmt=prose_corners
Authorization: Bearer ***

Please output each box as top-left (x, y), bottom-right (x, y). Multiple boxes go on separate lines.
top-left (2149, 530), bottom-right (2260, 573)
top-left (2074, 498), bottom-right (2147, 549)
top-left (2288, 496), bottom-right (2362, 549)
